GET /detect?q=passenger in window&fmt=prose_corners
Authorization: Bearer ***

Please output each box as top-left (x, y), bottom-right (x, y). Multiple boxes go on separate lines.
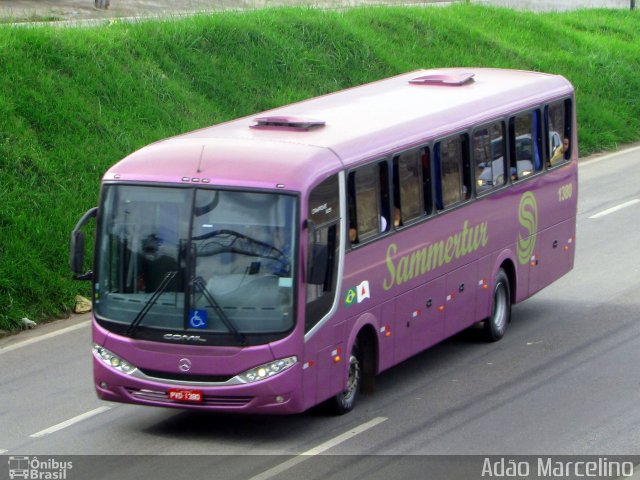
top-left (550, 137), bottom-right (570, 166)
top-left (393, 206), bottom-right (402, 227)
top-left (348, 194), bottom-right (358, 244)
top-left (349, 212), bottom-right (358, 243)
top-left (349, 214), bottom-right (388, 244)
top-left (349, 227), bottom-right (357, 243)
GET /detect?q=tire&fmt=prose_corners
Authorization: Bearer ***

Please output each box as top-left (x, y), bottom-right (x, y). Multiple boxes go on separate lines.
top-left (330, 342), bottom-right (362, 415)
top-left (484, 269), bottom-right (511, 342)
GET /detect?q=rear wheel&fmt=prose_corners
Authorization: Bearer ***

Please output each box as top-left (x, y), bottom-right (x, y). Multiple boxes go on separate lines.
top-left (330, 342), bottom-right (362, 415)
top-left (484, 269), bottom-right (511, 342)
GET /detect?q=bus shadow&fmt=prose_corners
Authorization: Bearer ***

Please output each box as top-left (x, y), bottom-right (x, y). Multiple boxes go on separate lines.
top-left (139, 393), bottom-right (356, 445)
top-left (139, 296), bottom-right (607, 443)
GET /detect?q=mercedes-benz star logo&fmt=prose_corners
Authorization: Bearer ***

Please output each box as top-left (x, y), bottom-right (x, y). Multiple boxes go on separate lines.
top-left (178, 358), bottom-right (192, 372)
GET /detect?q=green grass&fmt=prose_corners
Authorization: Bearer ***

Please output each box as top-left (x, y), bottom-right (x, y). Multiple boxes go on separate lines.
top-left (0, 5), bottom-right (639, 331)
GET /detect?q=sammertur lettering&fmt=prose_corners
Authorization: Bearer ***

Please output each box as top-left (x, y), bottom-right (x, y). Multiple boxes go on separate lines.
top-left (383, 220), bottom-right (488, 290)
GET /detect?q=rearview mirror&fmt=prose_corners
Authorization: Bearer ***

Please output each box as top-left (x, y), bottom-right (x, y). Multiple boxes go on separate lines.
top-left (70, 230), bottom-right (85, 274)
top-left (70, 207), bottom-right (97, 281)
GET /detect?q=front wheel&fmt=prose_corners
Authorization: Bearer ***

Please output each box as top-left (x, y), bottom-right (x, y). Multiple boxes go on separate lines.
top-left (483, 269), bottom-right (511, 342)
top-left (330, 343), bottom-right (362, 415)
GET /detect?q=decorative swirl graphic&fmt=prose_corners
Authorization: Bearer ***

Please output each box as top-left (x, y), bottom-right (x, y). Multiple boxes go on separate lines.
top-left (517, 192), bottom-right (538, 265)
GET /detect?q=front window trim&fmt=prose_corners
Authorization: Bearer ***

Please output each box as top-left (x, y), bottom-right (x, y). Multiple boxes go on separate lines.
top-left (304, 171), bottom-right (346, 341)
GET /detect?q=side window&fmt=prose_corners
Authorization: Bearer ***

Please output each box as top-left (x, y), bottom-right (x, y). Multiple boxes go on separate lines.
top-left (510, 110), bottom-right (543, 181)
top-left (392, 147), bottom-right (431, 227)
top-left (305, 174), bottom-right (340, 332)
top-left (435, 134), bottom-right (470, 210)
top-left (473, 121), bottom-right (506, 195)
top-left (348, 161), bottom-right (389, 245)
top-left (547, 99), bottom-right (572, 167)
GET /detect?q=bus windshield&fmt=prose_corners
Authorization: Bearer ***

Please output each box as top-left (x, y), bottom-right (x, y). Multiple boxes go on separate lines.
top-left (95, 185), bottom-right (297, 344)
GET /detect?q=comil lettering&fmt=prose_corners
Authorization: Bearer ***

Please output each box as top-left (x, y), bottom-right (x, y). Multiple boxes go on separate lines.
top-left (383, 220), bottom-right (488, 290)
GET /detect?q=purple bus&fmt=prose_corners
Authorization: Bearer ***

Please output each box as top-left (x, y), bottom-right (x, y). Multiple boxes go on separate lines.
top-left (71, 68), bottom-right (577, 414)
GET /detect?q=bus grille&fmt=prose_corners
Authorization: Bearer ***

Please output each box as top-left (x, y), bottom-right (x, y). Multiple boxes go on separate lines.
top-left (125, 388), bottom-right (253, 407)
top-left (138, 368), bottom-right (234, 384)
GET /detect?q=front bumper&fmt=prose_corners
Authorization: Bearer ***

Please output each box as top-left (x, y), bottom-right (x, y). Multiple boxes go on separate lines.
top-left (93, 354), bottom-right (305, 414)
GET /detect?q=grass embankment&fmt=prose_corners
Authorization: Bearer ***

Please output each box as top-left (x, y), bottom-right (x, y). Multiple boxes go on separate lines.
top-left (0, 5), bottom-right (639, 331)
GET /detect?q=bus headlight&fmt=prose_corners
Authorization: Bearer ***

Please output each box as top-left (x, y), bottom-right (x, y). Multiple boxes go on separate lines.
top-left (93, 344), bottom-right (137, 374)
top-left (236, 356), bottom-right (297, 383)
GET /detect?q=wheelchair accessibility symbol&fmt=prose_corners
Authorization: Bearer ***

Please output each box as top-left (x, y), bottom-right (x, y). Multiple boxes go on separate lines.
top-left (189, 309), bottom-right (208, 329)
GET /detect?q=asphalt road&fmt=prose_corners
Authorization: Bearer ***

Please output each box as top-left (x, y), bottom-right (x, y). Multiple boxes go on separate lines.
top-left (0, 0), bottom-right (633, 24)
top-left (1, 146), bottom-right (640, 479)
top-left (476, 0), bottom-right (632, 10)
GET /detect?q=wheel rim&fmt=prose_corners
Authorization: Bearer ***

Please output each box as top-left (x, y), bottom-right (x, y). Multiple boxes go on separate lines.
top-left (492, 281), bottom-right (508, 333)
top-left (342, 352), bottom-right (361, 405)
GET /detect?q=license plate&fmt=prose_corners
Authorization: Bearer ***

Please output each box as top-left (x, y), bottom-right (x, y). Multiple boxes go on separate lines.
top-left (168, 388), bottom-right (203, 403)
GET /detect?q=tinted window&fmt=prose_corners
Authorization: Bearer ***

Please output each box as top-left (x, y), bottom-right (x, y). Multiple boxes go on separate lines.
top-left (435, 134), bottom-right (470, 209)
top-left (473, 121), bottom-right (506, 194)
top-left (510, 110), bottom-right (543, 181)
top-left (548, 100), bottom-right (572, 167)
top-left (393, 148), bottom-right (429, 226)
top-left (348, 161), bottom-right (389, 244)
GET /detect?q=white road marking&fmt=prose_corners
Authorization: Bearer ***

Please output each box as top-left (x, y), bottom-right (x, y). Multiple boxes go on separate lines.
top-left (29, 406), bottom-right (112, 438)
top-left (0, 449), bottom-right (7, 454)
top-left (581, 144), bottom-right (640, 167)
top-left (0, 320), bottom-right (90, 356)
top-left (247, 417), bottom-right (388, 480)
top-left (588, 199), bottom-right (640, 219)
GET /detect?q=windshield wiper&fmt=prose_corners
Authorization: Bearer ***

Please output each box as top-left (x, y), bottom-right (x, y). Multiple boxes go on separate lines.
top-left (125, 271), bottom-right (177, 337)
top-left (192, 276), bottom-right (247, 346)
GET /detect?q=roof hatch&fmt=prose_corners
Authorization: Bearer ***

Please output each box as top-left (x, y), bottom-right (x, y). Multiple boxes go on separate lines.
top-left (251, 116), bottom-right (326, 131)
top-left (409, 73), bottom-right (475, 86)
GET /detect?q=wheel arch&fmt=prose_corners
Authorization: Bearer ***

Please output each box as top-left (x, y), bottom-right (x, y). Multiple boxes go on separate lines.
top-left (356, 323), bottom-right (378, 392)
top-left (499, 258), bottom-right (517, 304)
top-left (493, 250), bottom-right (518, 304)
top-left (347, 314), bottom-right (379, 393)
